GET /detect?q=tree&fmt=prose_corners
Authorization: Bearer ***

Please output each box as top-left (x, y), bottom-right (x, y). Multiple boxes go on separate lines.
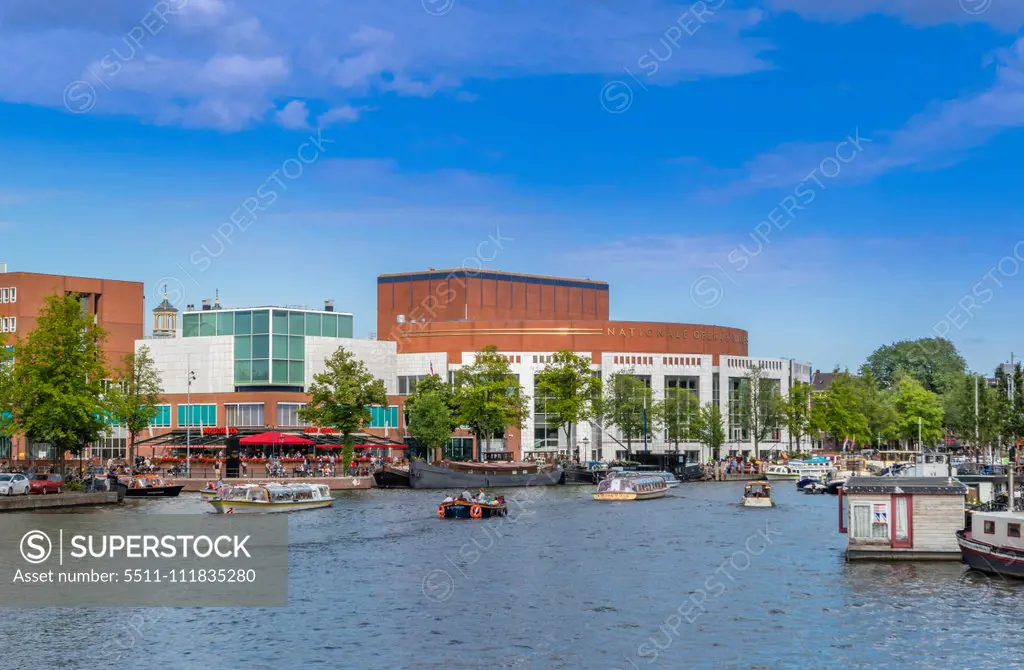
top-left (452, 346), bottom-right (529, 460)
top-left (892, 376), bottom-right (944, 448)
top-left (737, 365), bottom-right (783, 460)
top-left (852, 372), bottom-right (898, 447)
top-left (695, 402), bottom-right (726, 461)
top-left (408, 391), bottom-right (454, 462)
top-left (655, 386), bottom-right (701, 457)
top-left (810, 371), bottom-right (870, 450)
top-left (7, 294), bottom-right (108, 474)
top-left (404, 373), bottom-right (458, 460)
top-left (534, 350), bottom-right (602, 460)
top-left (782, 380), bottom-right (812, 453)
top-left (0, 338), bottom-right (13, 443)
top-left (105, 346), bottom-right (163, 467)
top-left (861, 337), bottom-right (966, 394)
top-left (945, 372), bottom-right (1006, 454)
top-left (602, 372), bottom-right (654, 459)
top-left (299, 346), bottom-right (387, 472)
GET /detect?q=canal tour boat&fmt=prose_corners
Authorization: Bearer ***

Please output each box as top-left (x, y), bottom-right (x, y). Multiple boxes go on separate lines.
top-left (207, 482), bottom-right (333, 514)
top-left (593, 475), bottom-right (667, 501)
top-left (437, 496), bottom-right (508, 519)
top-left (119, 474), bottom-right (184, 498)
top-left (742, 481), bottom-right (774, 508)
top-left (764, 460), bottom-right (835, 481)
top-left (957, 511), bottom-right (1024, 577)
top-left (618, 470), bottom-right (681, 488)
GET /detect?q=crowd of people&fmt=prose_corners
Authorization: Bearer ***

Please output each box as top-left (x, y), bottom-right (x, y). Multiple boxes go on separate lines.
top-left (442, 488), bottom-right (504, 505)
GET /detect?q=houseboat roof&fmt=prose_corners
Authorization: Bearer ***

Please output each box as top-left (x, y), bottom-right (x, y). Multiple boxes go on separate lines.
top-left (844, 476), bottom-right (968, 495)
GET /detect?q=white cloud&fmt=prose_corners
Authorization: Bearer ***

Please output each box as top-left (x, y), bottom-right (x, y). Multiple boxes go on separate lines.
top-left (0, 0), bottom-right (774, 131)
top-left (275, 99), bottom-right (309, 129)
top-left (317, 105), bottom-right (363, 126)
top-left (765, 0), bottom-right (1024, 31)
top-left (700, 37), bottom-right (1024, 198)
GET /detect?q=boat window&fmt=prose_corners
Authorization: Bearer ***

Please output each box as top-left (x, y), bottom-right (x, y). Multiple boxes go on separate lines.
top-left (984, 520), bottom-right (996, 535)
top-left (1009, 523), bottom-right (1021, 538)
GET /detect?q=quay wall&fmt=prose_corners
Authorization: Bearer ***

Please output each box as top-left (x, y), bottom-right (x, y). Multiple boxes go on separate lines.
top-left (0, 492), bottom-right (119, 512)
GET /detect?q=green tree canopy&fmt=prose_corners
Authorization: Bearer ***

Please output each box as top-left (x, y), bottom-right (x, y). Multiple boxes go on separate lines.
top-left (534, 350), bottom-right (602, 455)
top-left (695, 402), bottom-right (726, 461)
top-left (861, 337), bottom-right (966, 394)
top-left (7, 294), bottom-right (108, 471)
top-left (408, 391), bottom-right (454, 461)
top-left (782, 380), bottom-right (812, 452)
top-left (299, 346), bottom-right (387, 471)
top-left (601, 372), bottom-right (654, 458)
top-left (404, 373), bottom-right (458, 433)
top-left (851, 372), bottom-right (898, 444)
top-left (944, 371), bottom-right (1006, 450)
top-left (452, 346), bottom-right (529, 459)
top-left (738, 365), bottom-right (783, 459)
top-left (655, 386), bottom-right (702, 452)
top-left (810, 370), bottom-right (871, 448)
top-left (105, 346), bottom-right (164, 466)
top-left (892, 376), bottom-right (944, 447)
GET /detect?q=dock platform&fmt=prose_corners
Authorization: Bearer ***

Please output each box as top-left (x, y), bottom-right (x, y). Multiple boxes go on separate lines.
top-left (0, 492), bottom-right (120, 512)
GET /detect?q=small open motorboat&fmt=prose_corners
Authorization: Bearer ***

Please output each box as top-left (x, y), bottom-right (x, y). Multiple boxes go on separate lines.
top-left (593, 475), bottom-right (667, 501)
top-left (438, 497), bottom-right (508, 519)
top-left (120, 474), bottom-right (184, 498)
top-left (742, 480), bottom-right (774, 508)
top-left (208, 482), bottom-right (333, 514)
top-left (796, 476), bottom-right (820, 491)
top-left (957, 511), bottom-right (1024, 577)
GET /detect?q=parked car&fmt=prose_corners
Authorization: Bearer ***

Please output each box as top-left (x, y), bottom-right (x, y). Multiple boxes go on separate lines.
top-left (29, 473), bottom-right (62, 494)
top-left (0, 473), bottom-right (31, 496)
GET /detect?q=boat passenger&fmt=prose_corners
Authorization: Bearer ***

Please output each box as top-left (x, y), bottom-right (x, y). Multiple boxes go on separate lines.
top-left (442, 493), bottom-right (454, 503)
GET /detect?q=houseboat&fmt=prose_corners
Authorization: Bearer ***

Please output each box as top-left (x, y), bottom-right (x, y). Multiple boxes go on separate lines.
top-left (409, 459), bottom-right (565, 489)
top-left (207, 482), bottom-right (333, 514)
top-left (957, 511), bottom-right (1024, 577)
top-left (373, 464), bottom-right (411, 488)
top-left (742, 481), bottom-right (774, 507)
top-left (120, 474), bottom-right (184, 498)
top-left (593, 475), bottom-right (667, 501)
top-left (839, 477), bottom-right (967, 560)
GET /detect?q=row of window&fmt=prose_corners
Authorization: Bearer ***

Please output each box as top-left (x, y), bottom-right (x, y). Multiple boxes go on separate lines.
top-left (148, 402), bottom-right (399, 429)
top-left (1, 287), bottom-right (16, 303)
top-left (0, 317), bottom-right (15, 333)
top-left (183, 309), bottom-right (353, 339)
top-left (729, 358), bottom-right (785, 371)
top-left (613, 355), bottom-right (655, 366)
top-left (983, 520), bottom-right (1022, 537)
top-left (664, 356), bottom-right (701, 366)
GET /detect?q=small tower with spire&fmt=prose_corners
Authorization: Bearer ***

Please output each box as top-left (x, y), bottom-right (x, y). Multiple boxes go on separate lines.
top-left (152, 284), bottom-right (179, 338)
top-left (212, 289), bottom-right (222, 310)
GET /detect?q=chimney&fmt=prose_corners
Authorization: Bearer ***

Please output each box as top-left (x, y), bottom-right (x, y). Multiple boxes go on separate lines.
top-left (186, 304), bottom-right (194, 312)
top-left (324, 299), bottom-right (334, 313)
top-left (201, 299), bottom-right (212, 311)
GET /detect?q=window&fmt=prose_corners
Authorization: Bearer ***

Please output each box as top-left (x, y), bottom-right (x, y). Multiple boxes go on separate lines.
top-left (8, 287), bottom-right (14, 303)
top-left (367, 406), bottom-right (400, 428)
top-left (398, 375), bottom-right (427, 395)
top-left (443, 437), bottom-right (473, 461)
top-left (1009, 523), bottom-right (1021, 538)
top-left (150, 405), bottom-right (172, 428)
top-left (533, 383), bottom-right (560, 450)
top-left (984, 520), bottom-right (996, 534)
top-left (851, 503), bottom-right (889, 539)
top-left (277, 403), bottom-right (308, 427)
top-left (1, 288), bottom-right (7, 302)
top-left (178, 404), bottom-right (217, 428)
top-left (226, 403), bottom-right (264, 427)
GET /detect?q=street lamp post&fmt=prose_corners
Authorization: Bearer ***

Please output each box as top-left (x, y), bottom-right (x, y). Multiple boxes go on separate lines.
top-left (581, 435), bottom-right (590, 464)
top-left (186, 355), bottom-right (197, 478)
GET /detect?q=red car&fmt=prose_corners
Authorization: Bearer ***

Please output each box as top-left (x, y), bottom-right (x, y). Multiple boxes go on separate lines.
top-left (29, 473), bottom-right (63, 494)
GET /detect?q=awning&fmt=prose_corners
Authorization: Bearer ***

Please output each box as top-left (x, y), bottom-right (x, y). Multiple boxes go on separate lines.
top-left (315, 444), bottom-right (406, 450)
top-left (239, 431), bottom-right (314, 446)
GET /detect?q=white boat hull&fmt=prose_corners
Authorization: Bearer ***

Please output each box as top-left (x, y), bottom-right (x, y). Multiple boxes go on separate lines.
top-left (208, 499), bottom-right (333, 514)
top-left (764, 473), bottom-right (799, 480)
top-left (742, 497), bottom-right (774, 508)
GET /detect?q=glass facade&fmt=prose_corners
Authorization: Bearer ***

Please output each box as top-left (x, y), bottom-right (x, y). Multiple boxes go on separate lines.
top-left (150, 405), bottom-right (172, 427)
top-left (533, 386), bottom-right (559, 450)
top-left (178, 404), bottom-right (217, 428)
top-left (728, 378), bottom-right (750, 442)
top-left (181, 307), bottom-right (352, 387)
top-left (368, 406), bottom-right (400, 428)
top-left (277, 403), bottom-right (307, 427)
top-left (226, 403), bottom-right (265, 427)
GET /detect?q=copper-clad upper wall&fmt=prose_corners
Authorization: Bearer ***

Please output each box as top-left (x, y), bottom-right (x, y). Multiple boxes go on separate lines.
top-left (377, 269), bottom-right (609, 336)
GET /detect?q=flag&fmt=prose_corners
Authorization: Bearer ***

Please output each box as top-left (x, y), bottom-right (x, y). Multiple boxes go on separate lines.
top-left (430, 361), bottom-right (435, 376)
top-left (841, 436), bottom-right (849, 452)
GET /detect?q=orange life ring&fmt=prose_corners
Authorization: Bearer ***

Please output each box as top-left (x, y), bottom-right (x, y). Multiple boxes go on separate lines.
top-left (437, 504), bottom-right (446, 519)
top-left (470, 505), bottom-right (482, 519)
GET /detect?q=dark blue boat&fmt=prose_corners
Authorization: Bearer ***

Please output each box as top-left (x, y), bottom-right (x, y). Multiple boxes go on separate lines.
top-left (796, 477), bottom-right (820, 491)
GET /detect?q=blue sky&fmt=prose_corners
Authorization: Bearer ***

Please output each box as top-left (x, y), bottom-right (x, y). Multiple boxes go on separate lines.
top-left (3, 0), bottom-right (1024, 374)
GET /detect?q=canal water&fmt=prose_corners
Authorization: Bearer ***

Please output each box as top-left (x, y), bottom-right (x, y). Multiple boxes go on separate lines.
top-left (3, 482), bottom-right (1021, 669)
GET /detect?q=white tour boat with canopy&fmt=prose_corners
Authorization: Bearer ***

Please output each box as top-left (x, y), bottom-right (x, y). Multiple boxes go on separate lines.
top-left (208, 482), bottom-right (333, 514)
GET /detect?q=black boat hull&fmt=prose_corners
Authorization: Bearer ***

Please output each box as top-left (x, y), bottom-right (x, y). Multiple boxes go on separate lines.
top-left (439, 502), bottom-right (508, 519)
top-left (373, 468), bottom-right (411, 489)
top-left (410, 461), bottom-right (565, 489)
top-left (124, 485), bottom-right (184, 498)
top-left (957, 530), bottom-right (1024, 577)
